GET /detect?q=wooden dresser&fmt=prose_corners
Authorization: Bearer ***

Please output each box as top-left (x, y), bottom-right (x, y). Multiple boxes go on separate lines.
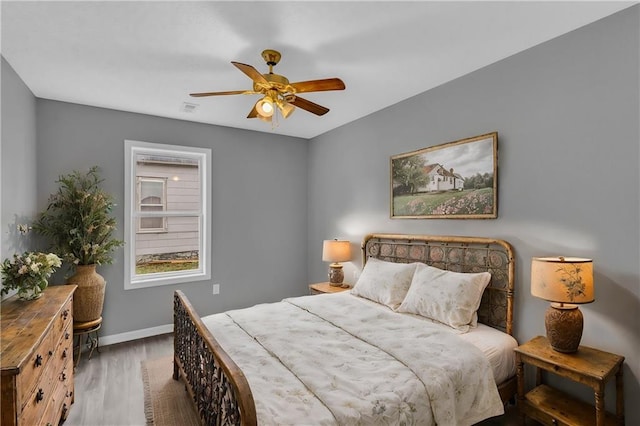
top-left (1, 285), bottom-right (76, 426)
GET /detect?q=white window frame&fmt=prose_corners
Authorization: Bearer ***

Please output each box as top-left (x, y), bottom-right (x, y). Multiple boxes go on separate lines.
top-left (124, 140), bottom-right (211, 290)
top-left (137, 177), bottom-right (168, 233)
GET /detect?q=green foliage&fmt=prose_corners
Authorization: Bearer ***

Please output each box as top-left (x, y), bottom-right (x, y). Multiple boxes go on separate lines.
top-left (392, 155), bottom-right (429, 195)
top-left (136, 261), bottom-right (198, 275)
top-left (464, 172), bottom-right (494, 190)
top-left (33, 166), bottom-right (124, 267)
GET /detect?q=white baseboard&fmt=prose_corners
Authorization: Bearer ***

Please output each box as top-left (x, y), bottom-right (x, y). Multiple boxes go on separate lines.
top-left (100, 323), bottom-right (173, 347)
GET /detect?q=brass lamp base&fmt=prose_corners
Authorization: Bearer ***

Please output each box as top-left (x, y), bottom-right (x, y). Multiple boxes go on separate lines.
top-left (328, 264), bottom-right (344, 286)
top-left (545, 303), bottom-right (583, 353)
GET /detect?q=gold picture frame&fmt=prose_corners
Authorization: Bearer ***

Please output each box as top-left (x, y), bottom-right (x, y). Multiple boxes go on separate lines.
top-left (391, 132), bottom-right (498, 219)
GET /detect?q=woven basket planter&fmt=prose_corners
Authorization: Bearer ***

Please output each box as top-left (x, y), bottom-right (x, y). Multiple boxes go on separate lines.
top-left (67, 264), bottom-right (105, 323)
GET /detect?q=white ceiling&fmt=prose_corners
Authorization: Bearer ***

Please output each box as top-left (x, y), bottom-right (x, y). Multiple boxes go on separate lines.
top-left (1, 1), bottom-right (635, 139)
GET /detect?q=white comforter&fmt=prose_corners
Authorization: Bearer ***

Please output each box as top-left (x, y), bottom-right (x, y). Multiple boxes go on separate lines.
top-left (201, 293), bottom-right (504, 426)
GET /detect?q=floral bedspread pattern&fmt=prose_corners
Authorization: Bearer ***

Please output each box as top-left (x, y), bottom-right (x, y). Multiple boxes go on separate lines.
top-left (202, 293), bottom-right (504, 426)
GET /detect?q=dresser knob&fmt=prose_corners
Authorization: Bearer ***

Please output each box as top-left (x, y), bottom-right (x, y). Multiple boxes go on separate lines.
top-left (65, 332), bottom-right (71, 340)
top-left (34, 354), bottom-right (43, 367)
top-left (62, 349), bottom-right (68, 359)
top-left (60, 371), bottom-right (67, 381)
top-left (62, 309), bottom-right (70, 320)
top-left (35, 388), bottom-right (44, 403)
top-left (48, 350), bottom-right (53, 356)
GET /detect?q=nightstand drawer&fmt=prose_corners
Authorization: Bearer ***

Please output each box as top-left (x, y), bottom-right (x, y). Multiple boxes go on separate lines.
top-left (523, 385), bottom-right (618, 426)
top-left (515, 336), bottom-right (624, 426)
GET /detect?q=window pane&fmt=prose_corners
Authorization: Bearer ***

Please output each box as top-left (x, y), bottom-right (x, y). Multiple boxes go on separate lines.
top-left (135, 216), bottom-right (200, 275)
top-left (140, 217), bottom-right (164, 229)
top-left (141, 196), bottom-right (162, 205)
top-left (140, 180), bottom-right (164, 201)
top-left (139, 203), bottom-right (165, 231)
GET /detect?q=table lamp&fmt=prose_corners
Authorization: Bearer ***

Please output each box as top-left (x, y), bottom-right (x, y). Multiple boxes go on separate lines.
top-left (531, 256), bottom-right (594, 353)
top-left (322, 239), bottom-right (351, 286)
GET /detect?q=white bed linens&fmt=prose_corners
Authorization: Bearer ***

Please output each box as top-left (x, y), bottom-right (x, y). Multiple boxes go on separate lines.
top-left (345, 292), bottom-right (518, 384)
top-left (202, 293), bottom-right (505, 426)
top-left (456, 323), bottom-right (518, 385)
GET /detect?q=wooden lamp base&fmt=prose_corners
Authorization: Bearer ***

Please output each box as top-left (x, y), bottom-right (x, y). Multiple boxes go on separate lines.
top-left (545, 303), bottom-right (583, 353)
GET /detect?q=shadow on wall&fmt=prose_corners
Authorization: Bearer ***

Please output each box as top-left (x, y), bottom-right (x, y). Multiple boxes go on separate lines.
top-left (587, 271), bottom-right (639, 410)
top-left (4, 215), bottom-right (36, 253)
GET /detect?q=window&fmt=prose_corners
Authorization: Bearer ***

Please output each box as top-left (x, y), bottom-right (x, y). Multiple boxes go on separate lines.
top-left (138, 178), bottom-right (167, 232)
top-left (124, 140), bottom-right (211, 289)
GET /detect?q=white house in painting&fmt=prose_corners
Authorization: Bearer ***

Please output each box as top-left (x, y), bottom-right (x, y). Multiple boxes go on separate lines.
top-left (417, 163), bottom-right (464, 192)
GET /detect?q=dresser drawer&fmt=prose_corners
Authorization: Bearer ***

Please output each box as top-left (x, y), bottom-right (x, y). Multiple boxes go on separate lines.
top-left (51, 297), bottom-right (73, 345)
top-left (39, 372), bottom-right (72, 426)
top-left (54, 323), bottom-right (73, 369)
top-left (18, 360), bottom-right (55, 426)
top-left (53, 323), bottom-right (73, 389)
top-left (38, 340), bottom-right (74, 426)
top-left (16, 325), bottom-right (73, 426)
top-left (17, 331), bottom-right (53, 410)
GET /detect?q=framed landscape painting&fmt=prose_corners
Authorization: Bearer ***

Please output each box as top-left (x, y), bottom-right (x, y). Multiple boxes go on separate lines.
top-left (391, 132), bottom-right (498, 219)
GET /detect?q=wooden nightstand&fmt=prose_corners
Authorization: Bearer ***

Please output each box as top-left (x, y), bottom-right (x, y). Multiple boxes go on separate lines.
top-left (515, 335), bottom-right (624, 426)
top-left (309, 282), bottom-right (350, 295)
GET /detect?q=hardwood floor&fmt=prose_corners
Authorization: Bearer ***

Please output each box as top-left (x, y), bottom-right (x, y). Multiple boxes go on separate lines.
top-left (65, 333), bottom-right (528, 426)
top-left (66, 333), bottom-right (173, 426)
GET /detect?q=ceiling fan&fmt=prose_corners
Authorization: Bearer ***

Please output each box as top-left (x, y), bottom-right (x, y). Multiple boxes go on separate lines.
top-left (190, 49), bottom-right (345, 123)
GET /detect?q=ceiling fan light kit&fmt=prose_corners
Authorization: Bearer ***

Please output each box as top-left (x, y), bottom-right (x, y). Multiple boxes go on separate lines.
top-left (190, 49), bottom-right (345, 126)
top-left (255, 96), bottom-right (274, 117)
top-left (277, 99), bottom-right (295, 119)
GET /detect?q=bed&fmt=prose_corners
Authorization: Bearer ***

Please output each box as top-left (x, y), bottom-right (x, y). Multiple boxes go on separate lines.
top-left (173, 233), bottom-right (517, 425)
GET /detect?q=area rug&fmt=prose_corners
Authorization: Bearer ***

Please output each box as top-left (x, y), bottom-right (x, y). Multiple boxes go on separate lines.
top-left (141, 356), bottom-right (200, 426)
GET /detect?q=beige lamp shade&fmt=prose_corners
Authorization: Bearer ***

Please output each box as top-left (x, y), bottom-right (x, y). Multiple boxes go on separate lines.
top-left (322, 240), bottom-right (351, 263)
top-left (531, 257), bottom-right (594, 305)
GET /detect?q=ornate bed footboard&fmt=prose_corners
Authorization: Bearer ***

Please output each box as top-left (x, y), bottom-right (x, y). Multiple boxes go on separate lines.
top-left (173, 290), bottom-right (257, 426)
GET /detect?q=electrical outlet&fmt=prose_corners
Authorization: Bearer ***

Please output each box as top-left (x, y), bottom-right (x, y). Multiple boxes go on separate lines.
top-left (212, 284), bottom-right (220, 295)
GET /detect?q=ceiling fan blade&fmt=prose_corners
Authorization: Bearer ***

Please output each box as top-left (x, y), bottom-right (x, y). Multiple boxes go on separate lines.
top-left (190, 90), bottom-right (253, 97)
top-left (289, 96), bottom-right (330, 116)
top-left (232, 61), bottom-right (269, 85)
top-left (247, 105), bottom-right (259, 119)
top-left (290, 78), bottom-right (345, 94)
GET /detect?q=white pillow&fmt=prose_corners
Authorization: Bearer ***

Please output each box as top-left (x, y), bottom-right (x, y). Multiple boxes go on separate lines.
top-left (397, 263), bottom-right (491, 332)
top-left (351, 258), bottom-right (418, 310)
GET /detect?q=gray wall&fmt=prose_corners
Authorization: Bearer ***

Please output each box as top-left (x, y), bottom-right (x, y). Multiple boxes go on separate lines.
top-left (308, 6), bottom-right (639, 423)
top-left (34, 100), bottom-right (309, 335)
top-left (1, 57), bottom-right (38, 293)
top-left (2, 4), bottom-right (638, 423)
